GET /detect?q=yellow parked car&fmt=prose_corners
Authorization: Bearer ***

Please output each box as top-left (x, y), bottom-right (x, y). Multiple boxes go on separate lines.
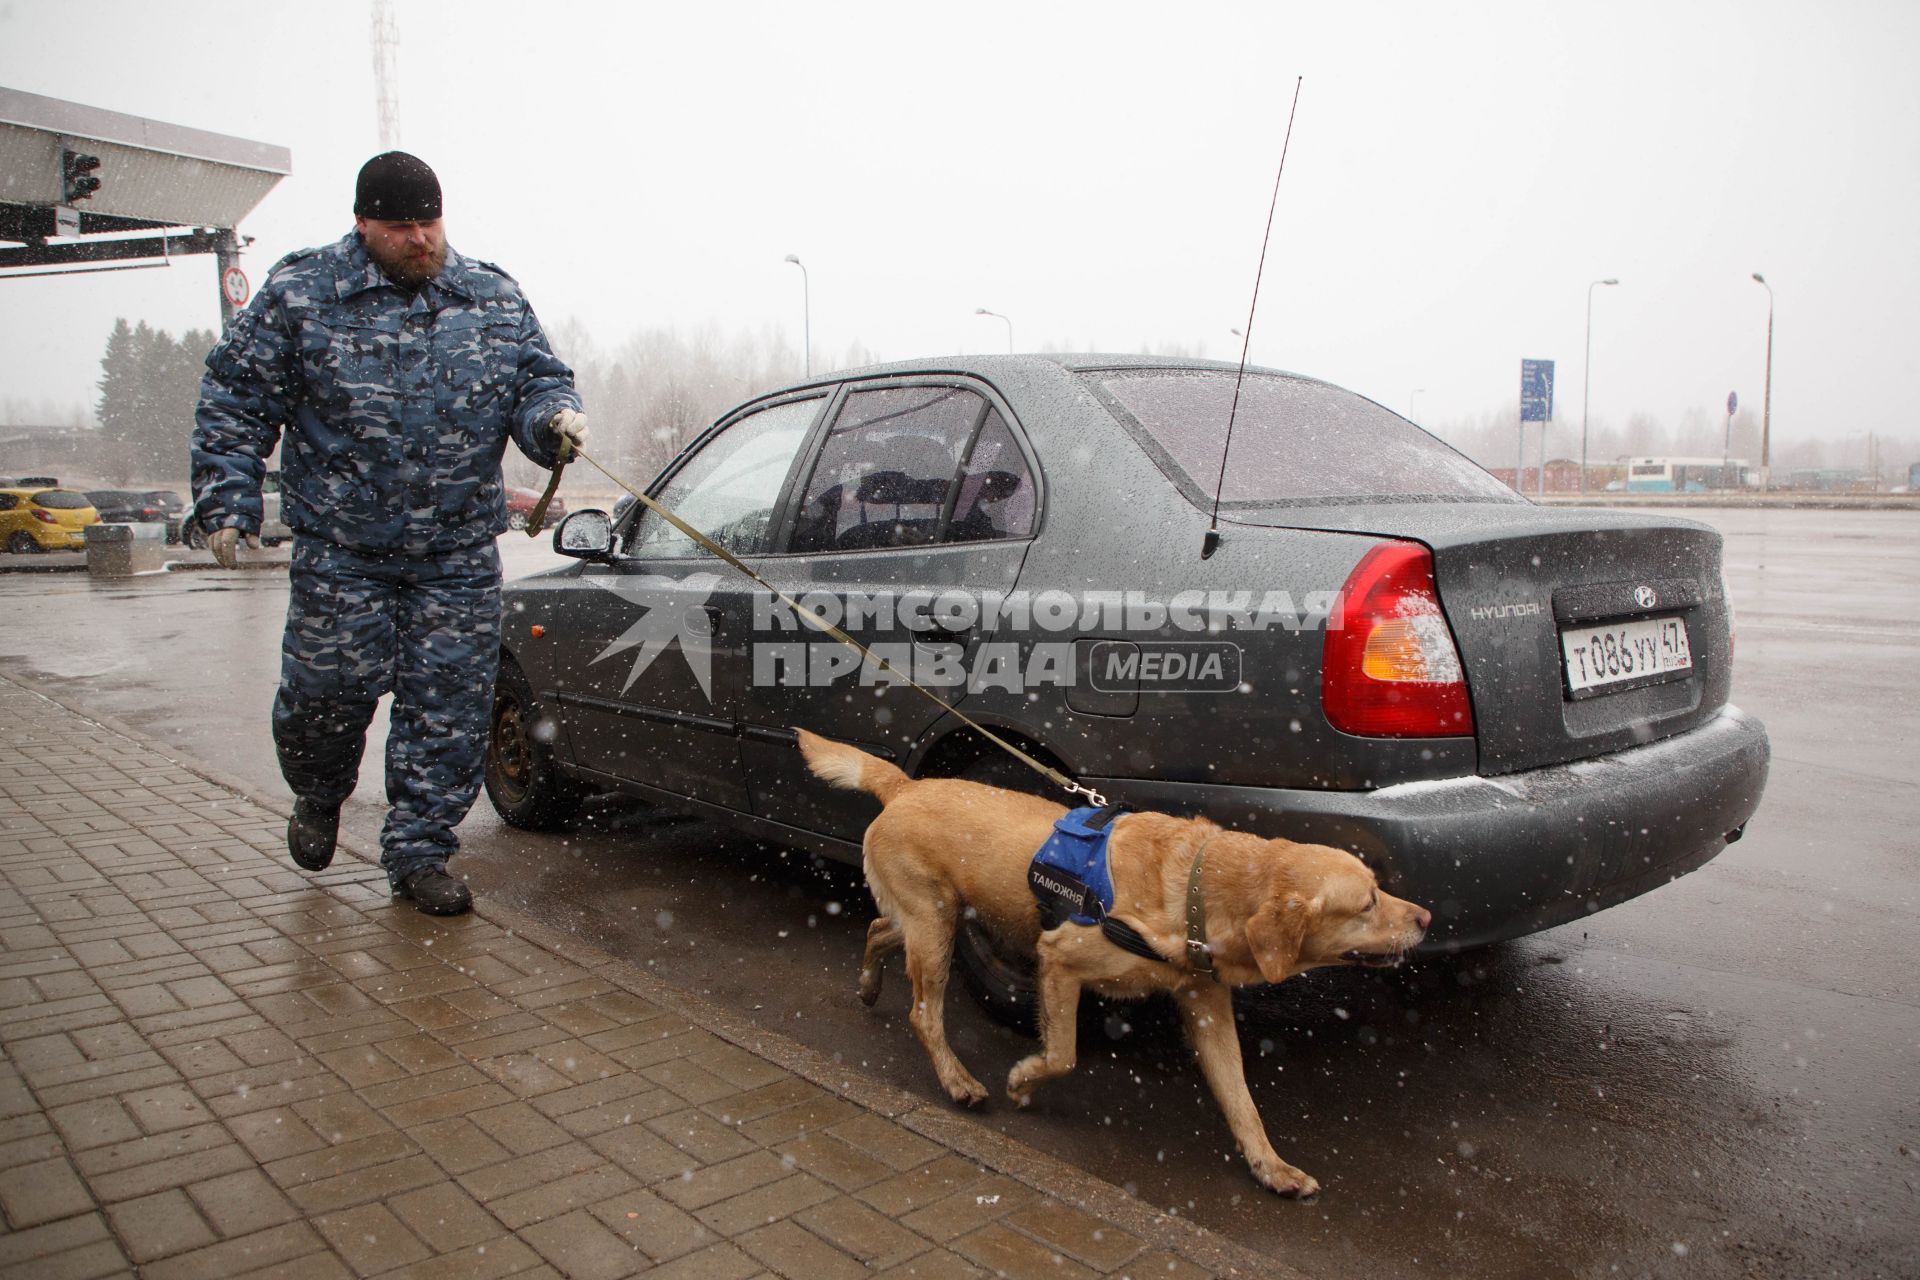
top-left (1, 487), bottom-right (99, 553)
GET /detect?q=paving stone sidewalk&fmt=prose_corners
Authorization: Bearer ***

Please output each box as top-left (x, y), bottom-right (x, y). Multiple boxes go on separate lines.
top-left (0, 671), bottom-right (1286, 1280)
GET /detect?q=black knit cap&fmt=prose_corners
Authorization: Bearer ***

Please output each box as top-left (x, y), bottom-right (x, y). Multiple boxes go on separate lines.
top-left (354, 151), bottom-right (442, 220)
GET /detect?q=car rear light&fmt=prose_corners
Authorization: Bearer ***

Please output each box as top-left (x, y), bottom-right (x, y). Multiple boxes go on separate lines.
top-left (31, 509), bottom-right (57, 524)
top-left (1322, 540), bottom-right (1475, 737)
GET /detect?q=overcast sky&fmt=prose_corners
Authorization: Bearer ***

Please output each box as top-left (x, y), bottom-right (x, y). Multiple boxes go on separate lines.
top-left (3, 0), bottom-right (1916, 449)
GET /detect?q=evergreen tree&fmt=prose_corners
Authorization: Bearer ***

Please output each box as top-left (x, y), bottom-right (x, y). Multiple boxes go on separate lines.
top-left (96, 321), bottom-right (219, 482)
top-left (96, 318), bottom-right (137, 440)
top-left (130, 322), bottom-right (175, 479)
top-left (162, 330), bottom-right (217, 481)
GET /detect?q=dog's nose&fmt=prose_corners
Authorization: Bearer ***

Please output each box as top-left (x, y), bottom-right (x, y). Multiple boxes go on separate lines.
top-left (1413, 906), bottom-right (1432, 931)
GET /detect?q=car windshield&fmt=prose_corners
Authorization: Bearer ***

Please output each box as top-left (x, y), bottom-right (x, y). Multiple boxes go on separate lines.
top-left (32, 490), bottom-right (94, 510)
top-left (1087, 369), bottom-right (1521, 506)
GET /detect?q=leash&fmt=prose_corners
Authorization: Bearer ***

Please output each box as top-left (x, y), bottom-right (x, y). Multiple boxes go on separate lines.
top-left (526, 435), bottom-right (571, 536)
top-left (563, 445), bottom-right (1109, 809)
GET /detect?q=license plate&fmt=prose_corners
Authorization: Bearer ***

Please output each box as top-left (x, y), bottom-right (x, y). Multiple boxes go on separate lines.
top-left (1560, 614), bottom-right (1692, 697)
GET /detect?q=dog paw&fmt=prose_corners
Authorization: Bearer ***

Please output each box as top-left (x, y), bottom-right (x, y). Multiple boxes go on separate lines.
top-left (945, 1075), bottom-right (989, 1108)
top-left (1250, 1156), bottom-right (1320, 1199)
top-left (857, 973), bottom-right (881, 1007)
top-left (1005, 1057), bottom-right (1043, 1106)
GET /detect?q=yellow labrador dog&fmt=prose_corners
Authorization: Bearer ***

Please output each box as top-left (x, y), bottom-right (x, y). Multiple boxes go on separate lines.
top-left (797, 730), bottom-right (1431, 1197)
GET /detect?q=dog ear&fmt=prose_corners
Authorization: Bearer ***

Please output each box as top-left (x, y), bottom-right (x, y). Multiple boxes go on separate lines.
top-left (1245, 894), bottom-right (1311, 984)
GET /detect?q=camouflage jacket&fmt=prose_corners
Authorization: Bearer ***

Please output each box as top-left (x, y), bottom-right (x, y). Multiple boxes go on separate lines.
top-left (191, 231), bottom-right (581, 556)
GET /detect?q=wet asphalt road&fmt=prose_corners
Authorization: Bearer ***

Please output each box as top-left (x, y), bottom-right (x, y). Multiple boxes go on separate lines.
top-left (2, 506), bottom-right (1916, 1280)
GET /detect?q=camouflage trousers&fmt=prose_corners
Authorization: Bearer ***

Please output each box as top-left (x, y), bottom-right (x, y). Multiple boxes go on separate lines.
top-left (272, 538), bottom-right (501, 886)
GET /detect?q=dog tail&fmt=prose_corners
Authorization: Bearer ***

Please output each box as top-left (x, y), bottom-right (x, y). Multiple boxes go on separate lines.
top-left (795, 729), bottom-right (912, 806)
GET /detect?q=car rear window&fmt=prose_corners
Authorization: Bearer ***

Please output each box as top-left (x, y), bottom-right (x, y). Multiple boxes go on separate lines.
top-left (32, 490), bottom-right (95, 510)
top-left (1086, 369), bottom-right (1520, 506)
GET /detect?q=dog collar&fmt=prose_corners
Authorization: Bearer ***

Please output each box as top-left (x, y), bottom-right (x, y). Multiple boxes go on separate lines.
top-left (1185, 831), bottom-right (1217, 974)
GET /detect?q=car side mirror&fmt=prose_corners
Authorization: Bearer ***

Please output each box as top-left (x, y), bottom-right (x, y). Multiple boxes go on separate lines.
top-left (553, 509), bottom-right (614, 560)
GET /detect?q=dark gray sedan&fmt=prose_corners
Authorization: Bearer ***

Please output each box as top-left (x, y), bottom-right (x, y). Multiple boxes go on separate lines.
top-left (485, 355), bottom-right (1768, 1009)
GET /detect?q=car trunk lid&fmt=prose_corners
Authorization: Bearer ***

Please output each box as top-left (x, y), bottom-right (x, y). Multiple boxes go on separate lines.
top-left (1227, 502), bottom-right (1732, 774)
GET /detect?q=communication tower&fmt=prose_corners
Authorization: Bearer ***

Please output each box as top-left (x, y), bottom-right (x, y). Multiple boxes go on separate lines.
top-left (371, 0), bottom-right (401, 149)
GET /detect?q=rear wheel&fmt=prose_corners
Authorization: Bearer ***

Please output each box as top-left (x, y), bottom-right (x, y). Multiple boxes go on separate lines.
top-left (183, 521), bottom-right (208, 550)
top-left (506, 510), bottom-right (529, 531)
top-left (485, 659), bottom-right (586, 829)
top-left (6, 532), bottom-right (39, 554)
top-left (948, 748), bottom-right (1062, 1034)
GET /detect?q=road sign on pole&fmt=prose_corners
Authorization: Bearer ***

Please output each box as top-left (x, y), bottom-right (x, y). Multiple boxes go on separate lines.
top-left (1723, 391), bottom-right (1739, 480)
top-left (1521, 359), bottom-right (1555, 423)
top-left (1516, 359), bottom-right (1555, 494)
top-left (221, 267), bottom-right (249, 308)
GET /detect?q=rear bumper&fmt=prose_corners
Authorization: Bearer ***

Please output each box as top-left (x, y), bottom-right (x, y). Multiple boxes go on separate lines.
top-left (1086, 705), bottom-right (1770, 951)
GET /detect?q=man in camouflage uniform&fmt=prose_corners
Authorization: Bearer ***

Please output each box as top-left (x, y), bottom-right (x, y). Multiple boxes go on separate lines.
top-left (191, 152), bottom-right (587, 915)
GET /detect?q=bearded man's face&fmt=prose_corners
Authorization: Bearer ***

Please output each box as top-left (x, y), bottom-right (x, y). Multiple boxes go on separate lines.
top-left (356, 216), bottom-right (447, 285)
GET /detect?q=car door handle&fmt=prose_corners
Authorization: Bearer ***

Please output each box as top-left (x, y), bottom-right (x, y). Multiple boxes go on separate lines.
top-left (912, 623), bottom-right (971, 647)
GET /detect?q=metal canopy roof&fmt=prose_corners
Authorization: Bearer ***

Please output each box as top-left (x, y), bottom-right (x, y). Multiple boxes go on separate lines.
top-left (0, 85), bottom-right (290, 245)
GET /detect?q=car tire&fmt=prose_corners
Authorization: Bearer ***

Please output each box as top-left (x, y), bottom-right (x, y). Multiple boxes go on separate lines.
top-left (6, 532), bottom-right (39, 554)
top-left (506, 510), bottom-right (529, 531)
top-left (183, 522), bottom-right (207, 551)
top-left (944, 748), bottom-right (1158, 1045)
top-left (484, 659), bottom-right (586, 829)
top-left (947, 749), bottom-right (1063, 1035)
top-left (954, 914), bottom-right (1040, 1036)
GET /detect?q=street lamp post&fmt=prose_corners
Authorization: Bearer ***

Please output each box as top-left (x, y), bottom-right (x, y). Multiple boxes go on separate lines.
top-left (1752, 272), bottom-right (1774, 492)
top-left (1723, 390), bottom-right (1737, 481)
top-left (784, 254), bottom-right (810, 376)
top-left (975, 307), bottom-right (1013, 353)
top-left (1580, 277), bottom-right (1618, 494)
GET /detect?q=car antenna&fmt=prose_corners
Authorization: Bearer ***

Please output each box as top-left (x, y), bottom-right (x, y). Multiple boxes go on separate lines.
top-left (1204, 75), bottom-right (1303, 561)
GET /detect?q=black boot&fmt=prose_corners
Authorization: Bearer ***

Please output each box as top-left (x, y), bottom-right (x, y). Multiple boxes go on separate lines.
top-left (393, 865), bottom-right (472, 916)
top-left (287, 798), bottom-right (340, 871)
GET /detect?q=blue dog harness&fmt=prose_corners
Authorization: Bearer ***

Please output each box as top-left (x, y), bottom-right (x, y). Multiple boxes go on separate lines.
top-left (1028, 806), bottom-right (1169, 964)
top-left (1029, 806), bottom-right (1121, 925)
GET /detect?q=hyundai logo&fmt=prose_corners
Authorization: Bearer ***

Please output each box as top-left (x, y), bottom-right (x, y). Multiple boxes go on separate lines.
top-left (1634, 585), bottom-right (1658, 609)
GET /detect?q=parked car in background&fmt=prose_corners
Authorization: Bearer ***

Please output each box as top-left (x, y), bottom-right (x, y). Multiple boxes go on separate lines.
top-left (1, 487), bottom-right (99, 552)
top-left (142, 490), bottom-right (188, 543)
top-left (482, 354), bottom-right (1771, 1018)
top-left (86, 489), bottom-right (189, 543)
top-left (181, 470), bottom-right (291, 549)
top-left (505, 483), bottom-right (567, 531)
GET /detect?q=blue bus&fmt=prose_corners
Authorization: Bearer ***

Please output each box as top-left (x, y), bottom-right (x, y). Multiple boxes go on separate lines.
top-left (1625, 456), bottom-right (1753, 493)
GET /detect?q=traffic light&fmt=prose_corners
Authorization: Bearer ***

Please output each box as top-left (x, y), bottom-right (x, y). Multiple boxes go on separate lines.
top-left (62, 150), bottom-right (101, 203)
